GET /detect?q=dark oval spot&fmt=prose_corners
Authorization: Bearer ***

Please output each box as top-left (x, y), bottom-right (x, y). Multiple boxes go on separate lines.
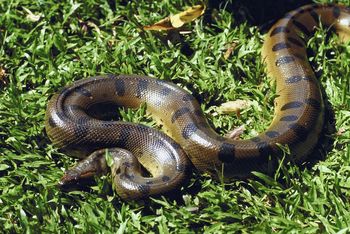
top-left (280, 115), bottom-right (298, 122)
top-left (270, 26), bottom-right (290, 37)
top-left (171, 107), bottom-right (191, 123)
top-left (251, 137), bottom-right (261, 143)
top-left (281, 101), bottom-right (303, 111)
top-left (275, 56), bottom-right (295, 67)
top-left (257, 142), bottom-right (273, 160)
top-left (182, 93), bottom-right (195, 101)
top-left (305, 98), bottom-right (321, 110)
top-left (138, 184), bottom-right (151, 195)
top-left (292, 20), bottom-right (311, 37)
top-left (136, 80), bottom-right (149, 98)
top-left (218, 143), bottom-right (235, 163)
top-left (289, 123), bottom-right (308, 142)
top-left (162, 176), bottom-right (170, 182)
top-left (309, 10), bottom-right (320, 24)
top-left (160, 87), bottom-right (171, 96)
top-left (265, 131), bottom-right (280, 138)
top-left (287, 37), bottom-right (304, 47)
top-left (272, 42), bottom-right (290, 51)
top-left (182, 123), bottom-right (198, 139)
top-left (285, 76), bottom-right (302, 84)
top-left (115, 79), bottom-right (125, 96)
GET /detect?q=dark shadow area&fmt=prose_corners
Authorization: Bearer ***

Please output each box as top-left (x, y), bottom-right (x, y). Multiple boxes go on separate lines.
top-left (207, 0), bottom-right (313, 30)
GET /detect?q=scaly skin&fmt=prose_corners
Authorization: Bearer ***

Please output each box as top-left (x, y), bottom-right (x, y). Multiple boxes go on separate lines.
top-left (45, 4), bottom-right (350, 200)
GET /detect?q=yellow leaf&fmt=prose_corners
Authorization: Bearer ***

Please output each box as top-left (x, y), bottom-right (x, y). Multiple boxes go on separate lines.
top-left (143, 4), bottom-right (205, 31)
top-left (217, 100), bottom-right (251, 114)
top-left (143, 17), bottom-right (173, 31)
top-left (170, 5), bottom-right (206, 28)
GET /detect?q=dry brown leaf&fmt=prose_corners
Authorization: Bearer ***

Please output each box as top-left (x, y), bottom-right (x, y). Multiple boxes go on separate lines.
top-left (23, 7), bottom-right (42, 22)
top-left (0, 67), bottom-right (8, 88)
top-left (144, 4), bottom-right (205, 31)
top-left (217, 100), bottom-right (251, 114)
top-left (225, 125), bottom-right (245, 140)
top-left (224, 42), bottom-right (238, 60)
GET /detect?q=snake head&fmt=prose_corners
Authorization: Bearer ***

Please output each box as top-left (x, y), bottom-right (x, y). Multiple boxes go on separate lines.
top-left (58, 150), bottom-right (109, 187)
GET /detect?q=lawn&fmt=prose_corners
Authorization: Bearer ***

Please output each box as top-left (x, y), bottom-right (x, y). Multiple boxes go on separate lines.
top-left (0, 0), bottom-right (349, 233)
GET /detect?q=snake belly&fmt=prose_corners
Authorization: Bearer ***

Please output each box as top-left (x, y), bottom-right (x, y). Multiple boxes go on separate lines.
top-left (45, 4), bottom-right (350, 200)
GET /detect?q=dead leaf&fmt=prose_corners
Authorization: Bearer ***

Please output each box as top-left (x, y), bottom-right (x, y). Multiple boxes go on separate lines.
top-left (336, 127), bottom-right (346, 136)
top-left (225, 125), bottom-right (245, 140)
top-left (224, 42), bottom-right (238, 60)
top-left (144, 4), bottom-right (205, 31)
top-left (0, 67), bottom-right (8, 88)
top-left (217, 100), bottom-right (251, 114)
top-left (23, 7), bottom-right (42, 22)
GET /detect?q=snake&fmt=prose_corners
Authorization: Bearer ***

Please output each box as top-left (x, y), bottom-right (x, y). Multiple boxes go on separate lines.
top-left (45, 4), bottom-right (350, 200)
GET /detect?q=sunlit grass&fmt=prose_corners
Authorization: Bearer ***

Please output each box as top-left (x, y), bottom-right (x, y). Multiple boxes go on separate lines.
top-left (0, 0), bottom-right (349, 232)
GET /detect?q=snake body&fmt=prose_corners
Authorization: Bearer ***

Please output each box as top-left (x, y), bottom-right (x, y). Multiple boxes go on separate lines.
top-left (45, 4), bottom-right (350, 200)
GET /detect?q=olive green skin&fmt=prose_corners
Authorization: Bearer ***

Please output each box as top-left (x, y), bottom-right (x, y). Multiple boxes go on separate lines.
top-left (45, 4), bottom-right (350, 200)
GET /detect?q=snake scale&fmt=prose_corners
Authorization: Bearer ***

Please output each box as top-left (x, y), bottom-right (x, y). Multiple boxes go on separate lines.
top-left (45, 4), bottom-right (350, 200)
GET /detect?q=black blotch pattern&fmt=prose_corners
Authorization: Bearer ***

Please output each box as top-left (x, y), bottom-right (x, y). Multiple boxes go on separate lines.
top-left (182, 123), bottom-right (198, 139)
top-left (305, 98), bottom-right (321, 110)
top-left (309, 10), bottom-right (320, 24)
top-left (287, 37), bottom-right (304, 47)
top-left (218, 143), bottom-right (235, 163)
top-left (272, 42), bottom-right (291, 51)
top-left (138, 184), bottom-right (151, 195)
top-left (280, 115), bottom-right (298, 122)
top-left (251, 137), bottom-right (261, 143)
top-left (265, 131), bottom-right (280, 138)
top-left (333, 6), bottom-right (341, 18)
top-left (281, 101), bottom-right (303, 111)
top-left (75, 87), bottom-right (92, 98)
top-left (289, 123), bottom-right (308, 142)
top-left (292, 19), bottom-right (311, 37)
top-left (136, 80), bottom-right (149, 98)
top-left (171, 107), bottom-right (191, 123)
top-left (257, 142), bottom-right (273, 160)
top-left (285, 75), bottom-right (302, 84)
top-left (162, 176), bottom-right (170, 182)
top-left (270, 26), bottom-right (290, 37)
top-left (275, 56), bottom-right (295, 66)
top-left (115, 79), bottom-right (125, 96)
top-left (160, 87), bottom-right (171, 96)
top-left (182, 93), bottom-right (195, 101)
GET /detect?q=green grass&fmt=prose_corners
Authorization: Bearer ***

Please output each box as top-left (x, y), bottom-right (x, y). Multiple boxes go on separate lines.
top-left (0, 0), bottom-right (350, 233)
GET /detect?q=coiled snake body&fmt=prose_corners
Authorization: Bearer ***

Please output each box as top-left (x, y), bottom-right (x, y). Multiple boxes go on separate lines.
top-left (45, 4), bottom-right (350, 200)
